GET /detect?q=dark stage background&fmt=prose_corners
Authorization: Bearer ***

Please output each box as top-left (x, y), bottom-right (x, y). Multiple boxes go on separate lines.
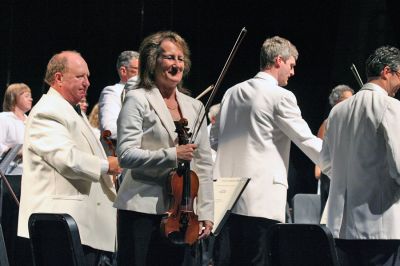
top-left (1, 0), bottom-right (399, 200)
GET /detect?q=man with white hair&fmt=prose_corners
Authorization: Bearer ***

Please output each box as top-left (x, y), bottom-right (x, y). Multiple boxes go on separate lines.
top-left (99, 51), bottom-right (139, 146)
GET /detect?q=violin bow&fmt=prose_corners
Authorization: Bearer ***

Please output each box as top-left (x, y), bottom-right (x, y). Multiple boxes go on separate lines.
top-left (350, 63), bottom-right (364, 89)
top-left (195, 85), bottom-right (214, 100)
top-left (190, 27), bottom-right (247, 143)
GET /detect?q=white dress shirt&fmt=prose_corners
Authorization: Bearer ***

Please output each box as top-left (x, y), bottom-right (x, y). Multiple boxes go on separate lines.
top-left (0, 112), bottom-right (26, 175)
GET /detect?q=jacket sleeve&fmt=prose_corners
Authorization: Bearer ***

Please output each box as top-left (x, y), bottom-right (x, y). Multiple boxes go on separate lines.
top-left (382, 102), bottom-right (400, 185)
top-left (274, 92), bottom-right (322, 165)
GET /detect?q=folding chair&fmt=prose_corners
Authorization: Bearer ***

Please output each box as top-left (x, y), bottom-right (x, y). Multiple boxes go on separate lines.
top-left (292, 193), bottom-right (321, 224)
top-left (0, 224), bottom-right (9, 266)
top-left (266, 223), bottom-right (340, 266)
top-left (28, 213), bottom-right (86, 266)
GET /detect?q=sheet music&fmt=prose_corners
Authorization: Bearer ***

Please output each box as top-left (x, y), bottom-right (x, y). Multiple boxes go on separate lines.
top-left (212, 177), bottom-right (250, 235)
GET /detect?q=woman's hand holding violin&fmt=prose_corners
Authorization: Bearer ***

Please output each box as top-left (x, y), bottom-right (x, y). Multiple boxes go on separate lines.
top-left (176, 143), bottom-right (197, 161)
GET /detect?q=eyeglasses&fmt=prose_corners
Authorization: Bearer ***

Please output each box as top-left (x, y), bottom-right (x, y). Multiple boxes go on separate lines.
top-left (160, 54), bottom-right (184, 62)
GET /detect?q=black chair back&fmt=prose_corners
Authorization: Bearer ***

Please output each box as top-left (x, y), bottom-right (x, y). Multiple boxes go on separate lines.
top-left (266, 223), bottom-right (339, 266)
top-left (28, 213), bottom-right (86, 266)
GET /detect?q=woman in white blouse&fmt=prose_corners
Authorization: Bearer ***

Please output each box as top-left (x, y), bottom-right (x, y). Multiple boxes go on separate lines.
top-left (0, 83), bottom-right (32, 265)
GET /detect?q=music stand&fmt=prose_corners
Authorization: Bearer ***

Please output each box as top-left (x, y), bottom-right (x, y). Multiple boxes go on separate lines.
top-left (0, 145), bottom-right (22, 208)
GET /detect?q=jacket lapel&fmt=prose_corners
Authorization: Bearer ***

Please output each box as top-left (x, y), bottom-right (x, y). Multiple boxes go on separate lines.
top-left (80, 115), bottom-right (106, 158)
top-left (47, 88), bottom-right (106, 159)
top-left (145, 87), bottom-right (177, 142)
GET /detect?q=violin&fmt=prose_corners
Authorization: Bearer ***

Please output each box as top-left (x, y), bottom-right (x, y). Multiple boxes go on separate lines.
top-left (161, 118), bottom-right (199, 245)
top-left (102, 130), bottom-right (120, 192)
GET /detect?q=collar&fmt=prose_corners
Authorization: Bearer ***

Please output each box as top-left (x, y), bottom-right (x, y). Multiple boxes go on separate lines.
top-left (254, 72), bottom-right (278, 86)
top-left (360, 83), bottom-right (388, 96)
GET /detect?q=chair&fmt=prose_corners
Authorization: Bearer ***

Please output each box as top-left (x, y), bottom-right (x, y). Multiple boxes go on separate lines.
top-left (0, 224), bottom-right (9, 266)
top-left (292, 193), bottom-right (321, 224)
top-left (266, 223), bottom-right (340, 266)
top-left (28, 213), bottom-right (86, 266)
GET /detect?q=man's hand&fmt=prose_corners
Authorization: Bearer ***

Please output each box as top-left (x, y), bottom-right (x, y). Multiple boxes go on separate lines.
top-left (198, 220), bottom-right (213, 240)
top-left (107, 156), bottom-right (122, 175)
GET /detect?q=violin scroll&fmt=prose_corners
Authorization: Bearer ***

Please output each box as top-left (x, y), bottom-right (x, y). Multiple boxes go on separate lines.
top-left (101, 129), bottom-right (119, 191)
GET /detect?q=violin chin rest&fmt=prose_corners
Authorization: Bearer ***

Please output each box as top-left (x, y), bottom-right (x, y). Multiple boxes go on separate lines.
top-left (167, 231), bottom-right (189, 246)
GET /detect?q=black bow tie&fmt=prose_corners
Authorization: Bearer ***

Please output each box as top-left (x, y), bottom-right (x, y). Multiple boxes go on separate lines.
top-left (74, 104), bottom-right (82, 116)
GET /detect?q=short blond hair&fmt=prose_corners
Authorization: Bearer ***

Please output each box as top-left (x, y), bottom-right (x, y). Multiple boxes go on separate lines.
top-left (2, 83), bottom-right (31, 111)
top-left (88, 103), bottom-right (100, 129)
top-left (260, 36), bottom-right (298, 70)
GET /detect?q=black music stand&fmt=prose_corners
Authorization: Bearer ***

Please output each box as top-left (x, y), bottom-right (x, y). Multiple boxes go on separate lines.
top-left (0, 145), bottom-right (22, 210)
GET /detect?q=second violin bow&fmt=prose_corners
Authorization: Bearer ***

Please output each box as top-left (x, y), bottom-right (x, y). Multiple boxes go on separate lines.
top-left (350, 63), bottom-right (364, 88)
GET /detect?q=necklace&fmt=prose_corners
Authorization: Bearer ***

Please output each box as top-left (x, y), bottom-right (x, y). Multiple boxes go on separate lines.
top-left (166, 104), bottom-right (178, 110)
top-left (164, 98), bottom-right (178, 110)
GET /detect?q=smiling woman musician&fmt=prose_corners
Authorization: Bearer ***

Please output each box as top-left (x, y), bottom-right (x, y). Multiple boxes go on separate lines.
top-left (114, 31), bottom-right (214, 266)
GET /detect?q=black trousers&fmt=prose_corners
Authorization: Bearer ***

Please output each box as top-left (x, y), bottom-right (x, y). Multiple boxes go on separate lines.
top-left (213, 213), bottom-right (278, 266)
top-left (335, 239), bottom-right (400, 266)
top-left (320, 174), bottom-right (330, 216)
top-left (117, 210), bottom-right (187, 266)
top-left (82, 245), bottom-right (113, 266)
top-left (0, 175), bottom-right (33, 266)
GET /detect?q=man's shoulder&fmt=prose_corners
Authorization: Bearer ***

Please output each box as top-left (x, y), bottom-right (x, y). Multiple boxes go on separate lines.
top-left (29, 93), bottom-right (70, 120)
top-left (125, 87), bottom-right (147, 102)
top-left (385, 95), bottom-right (400, 114)
top-left (101, 83), bottom-right (124, 95)
top-left (0, 112), bottom-right (13, 119)
top-left (229, 77), bottom-right (293, 101)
